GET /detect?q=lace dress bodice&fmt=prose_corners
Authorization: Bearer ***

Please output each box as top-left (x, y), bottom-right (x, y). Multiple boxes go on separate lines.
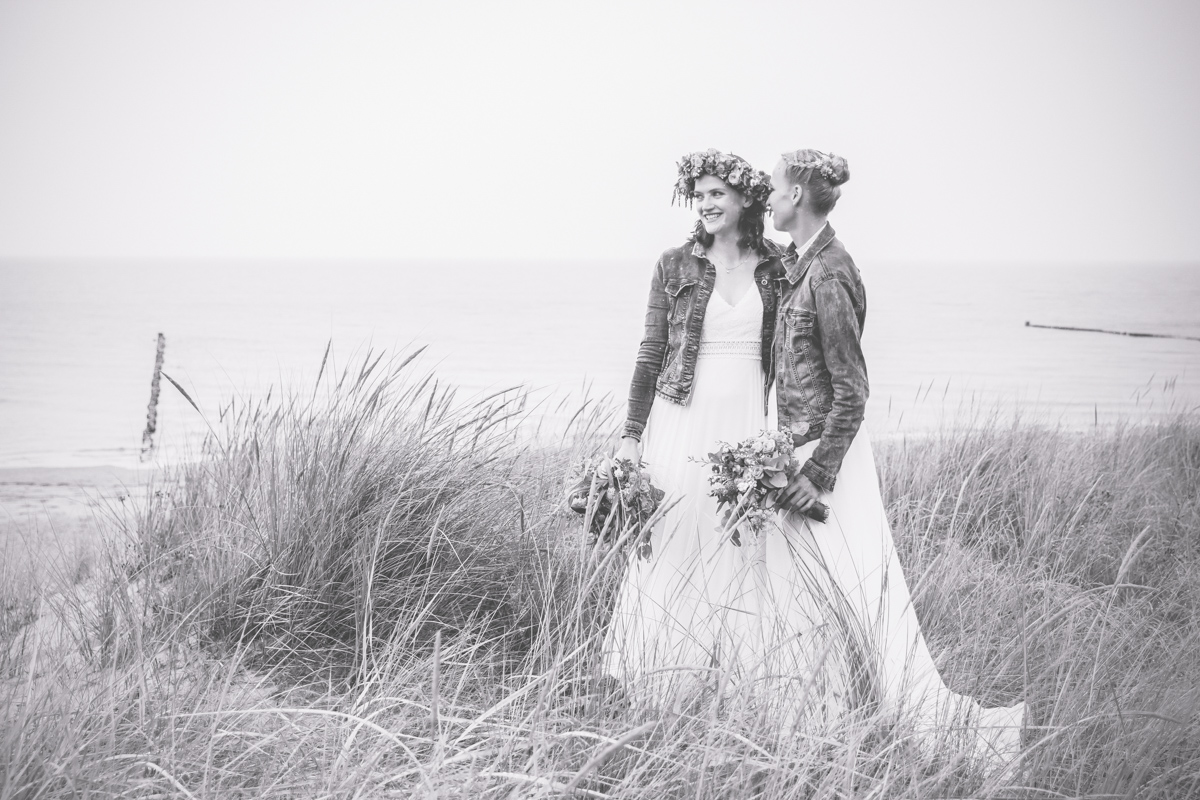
top-left (699, 287), bottom-right (762, 360)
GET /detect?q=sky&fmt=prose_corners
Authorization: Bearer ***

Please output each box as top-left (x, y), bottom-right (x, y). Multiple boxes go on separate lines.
top-left (1, 0), bottom-right (1198, 264)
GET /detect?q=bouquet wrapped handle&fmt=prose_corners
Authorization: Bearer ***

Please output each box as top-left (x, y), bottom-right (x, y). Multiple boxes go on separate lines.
top-left (802, 500), bottom-right (829, 524)
top-left (764, 493), bottom-right (830, 523)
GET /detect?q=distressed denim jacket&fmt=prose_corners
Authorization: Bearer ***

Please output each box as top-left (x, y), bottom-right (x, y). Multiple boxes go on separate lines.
top-left (623, 240), bottom-right (785, 441)
top-left (774, 224), bottom-right (868, 491)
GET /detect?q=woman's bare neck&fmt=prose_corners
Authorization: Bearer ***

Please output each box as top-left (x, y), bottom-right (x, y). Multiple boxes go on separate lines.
top-left (785, 213), bottom-right (828, 250)
top-left (706, 230), bottom-right (747, 262)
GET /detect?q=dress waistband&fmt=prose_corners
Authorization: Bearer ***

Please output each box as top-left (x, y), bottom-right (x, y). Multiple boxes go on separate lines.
top-left (697, 340), bottom-right (760, 360)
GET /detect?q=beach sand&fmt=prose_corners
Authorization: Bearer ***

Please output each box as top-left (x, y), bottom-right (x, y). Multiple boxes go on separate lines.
top-left (0, 466), bottom-right (157, 585)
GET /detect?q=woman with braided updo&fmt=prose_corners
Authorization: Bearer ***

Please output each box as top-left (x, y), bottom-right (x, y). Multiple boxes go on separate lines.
top-left (762, 148), bottom-right (1025, 761)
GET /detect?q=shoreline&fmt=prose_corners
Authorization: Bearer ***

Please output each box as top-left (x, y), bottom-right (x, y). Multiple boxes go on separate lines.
top-left (0, 465), bottom-right (160, 580)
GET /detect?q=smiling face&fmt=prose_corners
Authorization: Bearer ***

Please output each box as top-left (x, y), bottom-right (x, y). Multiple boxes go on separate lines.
top-left (693, 174), bottom-right (750, 238)
top-left (768, 160), bottom-right (801, 231)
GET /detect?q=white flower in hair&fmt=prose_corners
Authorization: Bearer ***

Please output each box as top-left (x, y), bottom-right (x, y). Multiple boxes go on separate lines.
top-left (782, 150), bottom-right (844, 183)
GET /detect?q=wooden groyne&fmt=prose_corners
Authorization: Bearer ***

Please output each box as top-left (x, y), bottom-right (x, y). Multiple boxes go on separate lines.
top-left (1025, 321), bottom-right (1200, 342)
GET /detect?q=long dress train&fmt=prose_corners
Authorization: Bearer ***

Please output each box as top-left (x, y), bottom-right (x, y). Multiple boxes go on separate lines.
top-left (768, 431), bottom-right (1025, 761)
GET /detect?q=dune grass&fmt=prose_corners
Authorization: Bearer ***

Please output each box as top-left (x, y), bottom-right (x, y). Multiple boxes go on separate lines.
top-left (3, 351), bottom-right (1198, 798)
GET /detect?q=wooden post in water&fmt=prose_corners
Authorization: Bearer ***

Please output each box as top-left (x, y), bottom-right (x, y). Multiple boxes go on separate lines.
top-left (1025, 321), bottom-right (1200, 342)
top-left (141, 333), bottom-right (166, 461)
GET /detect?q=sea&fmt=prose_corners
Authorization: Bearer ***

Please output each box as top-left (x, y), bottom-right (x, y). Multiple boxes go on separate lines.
top-left (1, 259), bottom-right (1198, 469)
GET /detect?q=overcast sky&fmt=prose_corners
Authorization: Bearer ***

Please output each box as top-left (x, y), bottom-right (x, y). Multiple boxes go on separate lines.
top-left (1, 0), bottom-right (1197, 264)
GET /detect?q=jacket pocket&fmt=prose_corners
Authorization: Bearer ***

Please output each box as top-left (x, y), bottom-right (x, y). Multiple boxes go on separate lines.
top-left (783, 308), bottom-right (819, 423)
top-left (662, 279), bottom-right (696, 376)
top-left (665, 279), bottom-right (696, 323)
top-left (783, 307), bottom-right (815, 351)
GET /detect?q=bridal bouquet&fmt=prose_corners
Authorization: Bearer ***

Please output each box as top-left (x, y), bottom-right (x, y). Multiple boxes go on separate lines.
top-left (565, 457), bottom-right (665, 560)
top-left (702, 430), bottom-right (829, 546)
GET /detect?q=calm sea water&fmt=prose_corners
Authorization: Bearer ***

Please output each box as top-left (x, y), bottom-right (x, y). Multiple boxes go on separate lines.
top-left (1, 259), bottom-right (1198, 469)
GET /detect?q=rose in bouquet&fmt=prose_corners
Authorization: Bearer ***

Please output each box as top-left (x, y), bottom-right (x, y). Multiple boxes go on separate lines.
top-left (564, 457), bottom-right (665, 560)
top-left (702, 430), bottom-right (829, 546)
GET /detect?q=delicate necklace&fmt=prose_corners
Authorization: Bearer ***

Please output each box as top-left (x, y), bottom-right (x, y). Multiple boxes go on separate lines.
top-left (715, 251), bottom-right (752, 273)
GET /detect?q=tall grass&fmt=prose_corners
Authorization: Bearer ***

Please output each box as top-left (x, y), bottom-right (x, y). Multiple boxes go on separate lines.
top-left (3, 351), bottom-right (1198, 798)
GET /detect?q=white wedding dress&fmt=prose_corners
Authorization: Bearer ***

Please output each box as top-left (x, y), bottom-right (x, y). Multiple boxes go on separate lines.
top-left (767, 433), bottom-right (1025, 762)
top-left (605, 281), bottom-right (1024, 764)
top-left (605, 284), bottom-right (770, 700)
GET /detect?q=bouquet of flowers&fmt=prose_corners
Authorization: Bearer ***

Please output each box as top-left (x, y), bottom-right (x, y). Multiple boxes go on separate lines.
top-left (564, 457), bottom-right (665, 560)
top-left (701, 430), bottom-right (829, 546)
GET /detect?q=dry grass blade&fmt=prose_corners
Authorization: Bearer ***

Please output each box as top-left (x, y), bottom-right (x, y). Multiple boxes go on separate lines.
top-left (161, 370), bottom-right (201, 416)
top-left (562, 721), bottom-right (658, 793)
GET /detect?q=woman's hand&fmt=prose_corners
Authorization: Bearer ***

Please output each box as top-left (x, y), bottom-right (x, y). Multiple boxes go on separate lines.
top-left (779, 473), bottom-right (821, 513)
top-left (614, 436), bottom-right (642, 466)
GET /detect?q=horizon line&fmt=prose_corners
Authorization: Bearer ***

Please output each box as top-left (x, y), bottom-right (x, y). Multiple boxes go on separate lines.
top-left (3, 255), bottom-right (1199, 269)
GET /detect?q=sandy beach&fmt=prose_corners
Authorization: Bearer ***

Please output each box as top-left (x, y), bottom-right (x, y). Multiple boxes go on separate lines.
top-left (0, 465), bottom-right (157, 581)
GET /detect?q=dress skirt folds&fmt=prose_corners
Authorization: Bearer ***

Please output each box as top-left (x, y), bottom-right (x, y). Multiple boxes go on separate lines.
top-left (770, 431), bottom-right (1024, 760)
top-left (604, 289), bottom-right (770, 702)
top-left (603, 345), bottom-right (769, 701)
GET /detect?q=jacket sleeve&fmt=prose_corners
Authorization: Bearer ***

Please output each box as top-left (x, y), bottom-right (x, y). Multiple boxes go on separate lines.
top-left (799, 275), bottom-right (868, 491)
top-left (622, 257), bottom-right (670, 441)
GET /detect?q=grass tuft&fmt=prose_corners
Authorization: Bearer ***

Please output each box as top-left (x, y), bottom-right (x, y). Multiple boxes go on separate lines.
top-left (3, 350), bottom-right (1198, 798)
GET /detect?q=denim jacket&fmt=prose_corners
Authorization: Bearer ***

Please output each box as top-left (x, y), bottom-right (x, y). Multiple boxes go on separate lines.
top-left (774, 224), bottom-right (868, 491)
top-left (623, 240), bottom-right (784, 441)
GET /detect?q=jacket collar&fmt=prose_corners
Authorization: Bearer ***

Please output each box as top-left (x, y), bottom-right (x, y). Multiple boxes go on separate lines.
top-left (691, 239), bottom-right (783, 271)
top-left (780, 223), bottom-right (836, 284)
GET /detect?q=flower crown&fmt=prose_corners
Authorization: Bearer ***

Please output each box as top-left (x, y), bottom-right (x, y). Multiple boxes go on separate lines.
top-left (782, 150), bottom-right (843, 183)
top-left (672, 149), bottom-right (772, 208)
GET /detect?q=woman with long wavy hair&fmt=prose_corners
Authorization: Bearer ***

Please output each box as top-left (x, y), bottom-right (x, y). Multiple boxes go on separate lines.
top-left (604, 150), bottom-right (784, 705)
